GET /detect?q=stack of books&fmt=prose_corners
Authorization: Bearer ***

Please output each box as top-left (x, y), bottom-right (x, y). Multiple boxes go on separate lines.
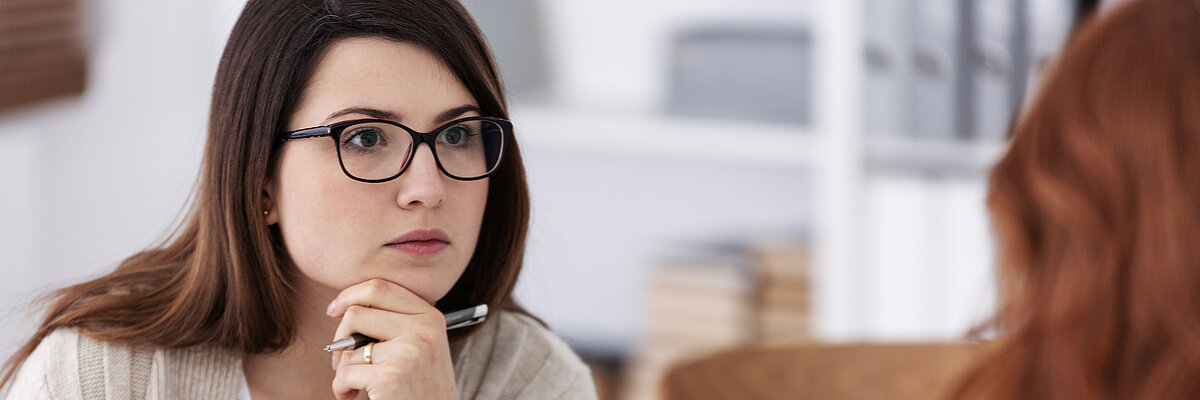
top-left (751, 239), bottom-right (812, 343)
top-left (622, 244), bottom-right (755, 400)
top-left (622, 238), bottom-right (813, 399)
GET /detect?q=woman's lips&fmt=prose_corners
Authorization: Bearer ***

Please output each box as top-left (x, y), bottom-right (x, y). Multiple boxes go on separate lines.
top-left (385, 240), bottom-right (449, 256)
top-left (386, 228), bottom-right (450, 256)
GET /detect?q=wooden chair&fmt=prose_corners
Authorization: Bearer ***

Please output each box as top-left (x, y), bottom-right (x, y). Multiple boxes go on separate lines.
top-left (661, 342), bottom-right (976, 400)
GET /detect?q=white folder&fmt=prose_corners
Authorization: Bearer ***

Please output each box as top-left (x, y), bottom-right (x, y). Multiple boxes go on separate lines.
top-left (910, 0), bottom-right (960, 140)
top-left (863, 0), bottom-right (913, 138)
top-left (971, 0), bottom-right (1017, 142)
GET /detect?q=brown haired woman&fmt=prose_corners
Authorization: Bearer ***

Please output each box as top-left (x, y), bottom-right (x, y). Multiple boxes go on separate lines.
top-left (951, 0), bottom-right (1200, 398)
top-left (1, 0), bottom-right (596, 399)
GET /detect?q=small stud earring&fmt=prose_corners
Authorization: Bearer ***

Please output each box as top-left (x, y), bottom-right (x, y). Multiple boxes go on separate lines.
top-left (263, 210), bottom-right (270, 217)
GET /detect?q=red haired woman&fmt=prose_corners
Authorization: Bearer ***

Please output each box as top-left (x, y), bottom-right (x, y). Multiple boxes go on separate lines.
top-left (954, 0), bottom-right (1200, 397)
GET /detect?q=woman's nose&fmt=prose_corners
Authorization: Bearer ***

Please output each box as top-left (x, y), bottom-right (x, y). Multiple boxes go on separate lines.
top-left (394, 144), bottom-right (446, 209)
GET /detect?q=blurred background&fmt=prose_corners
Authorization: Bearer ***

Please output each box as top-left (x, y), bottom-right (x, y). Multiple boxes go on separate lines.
top-left (0, 0), bottom-right (1107, 398)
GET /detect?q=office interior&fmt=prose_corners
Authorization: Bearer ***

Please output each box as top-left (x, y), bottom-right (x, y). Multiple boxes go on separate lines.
top-left (0, 0), bottom-right (1107, 398)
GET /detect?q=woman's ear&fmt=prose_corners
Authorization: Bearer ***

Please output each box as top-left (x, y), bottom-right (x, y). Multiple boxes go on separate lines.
top-left (263, 181), bottom-right (280, 225)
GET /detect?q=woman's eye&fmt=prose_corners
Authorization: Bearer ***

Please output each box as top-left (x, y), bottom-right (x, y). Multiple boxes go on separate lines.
top-left (441, 125), bottom-right (478, 146)
top-left (442, 127), bottom-right (466, 145)
top-left (346, 128), bottom-right (383, 148)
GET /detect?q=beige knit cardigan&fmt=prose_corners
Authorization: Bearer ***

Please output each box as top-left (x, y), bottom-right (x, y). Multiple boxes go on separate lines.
top-left (5, 311), bottom-right (597, 399)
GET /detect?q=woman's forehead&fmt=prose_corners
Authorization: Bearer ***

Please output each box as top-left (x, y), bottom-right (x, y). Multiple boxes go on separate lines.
top-left (297, 37), bottom-right (476, 127)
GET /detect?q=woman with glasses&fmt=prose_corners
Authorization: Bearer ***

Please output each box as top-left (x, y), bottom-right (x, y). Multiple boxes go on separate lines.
top-left (1, 1), bottom-right (596, 399)
top-left (950, 0), bottom-right (1200, 398)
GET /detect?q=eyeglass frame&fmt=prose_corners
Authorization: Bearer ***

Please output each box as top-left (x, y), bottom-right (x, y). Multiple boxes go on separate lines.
top-left (279, 116), bottom-right (511, 183)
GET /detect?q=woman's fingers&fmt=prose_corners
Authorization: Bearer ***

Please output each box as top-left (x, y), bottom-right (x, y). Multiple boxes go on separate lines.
top-left (338, 336), bottom-right (428, 366)
top-left (327, 279), bottom-right (447, 372)
top-left (333, 364), bottom-right (388, 400)
top-left (325, 278), bottom-right (435, 318)
top-left (334, 361), bottom-right (452, 400)
top-left (332, 311), bottom-right (443, 373)
top-left (331, 365), bottom-right (372, 398)
top-left (331, 304), bottom-right (443, 344)
top-left (326, 278), bottom-right (457, 399)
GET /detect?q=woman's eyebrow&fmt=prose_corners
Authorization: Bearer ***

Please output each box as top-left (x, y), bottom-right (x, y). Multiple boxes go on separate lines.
top-left (325, 107), bottom-right (402, 123)
top-left (323, 104), bottom-right (481, 125)
top-left (434, 104), bottom-right (482, 124)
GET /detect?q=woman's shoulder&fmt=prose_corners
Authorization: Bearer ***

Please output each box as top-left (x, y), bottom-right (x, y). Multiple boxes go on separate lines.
top-left (7, 329), bottom-right (71, 398)
top-left (452, 310), bottom-right (597, 399)
top-left (7, 328), bottom-right (156, 399)
top-left (6, 328), bottom-right (240, 400)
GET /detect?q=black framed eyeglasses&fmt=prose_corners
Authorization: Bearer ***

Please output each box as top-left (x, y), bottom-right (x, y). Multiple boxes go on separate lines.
top-left (280, 116), bottom-right (510, 183)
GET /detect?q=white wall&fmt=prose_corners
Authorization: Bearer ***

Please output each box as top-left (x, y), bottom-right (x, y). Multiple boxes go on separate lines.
top-left (0, 0), bottom-right (246, 353)
top-left (0, 112), bottom-right (47, 354)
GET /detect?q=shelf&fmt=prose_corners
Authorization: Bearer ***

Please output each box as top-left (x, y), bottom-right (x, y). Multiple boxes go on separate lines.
top-left (509, 104), bottom-right (819, 168)
top-left (508, 105), bottom-right (1006, 176)
top-left (865, 135), bottom-right (1009, 176)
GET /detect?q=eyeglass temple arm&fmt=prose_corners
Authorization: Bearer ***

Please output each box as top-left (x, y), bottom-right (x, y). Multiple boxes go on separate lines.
top-left (282, 126), bottom-right (332, 141)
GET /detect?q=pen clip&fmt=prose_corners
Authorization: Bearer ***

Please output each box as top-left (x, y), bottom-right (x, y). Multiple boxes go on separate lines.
top-left (446, 316), bottom-right (486, 330)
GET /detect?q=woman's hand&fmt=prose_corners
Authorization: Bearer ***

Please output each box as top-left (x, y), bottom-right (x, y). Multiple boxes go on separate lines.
top-left (326, 279), bottom-right (457, 400)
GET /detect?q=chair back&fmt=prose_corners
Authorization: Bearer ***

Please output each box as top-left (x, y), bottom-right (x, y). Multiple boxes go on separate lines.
top-left (661, 342), bottom-right (976, 400)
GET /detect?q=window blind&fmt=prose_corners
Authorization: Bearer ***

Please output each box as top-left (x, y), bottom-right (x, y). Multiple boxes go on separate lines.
top-left (0, 0), bottom-right (87, 113)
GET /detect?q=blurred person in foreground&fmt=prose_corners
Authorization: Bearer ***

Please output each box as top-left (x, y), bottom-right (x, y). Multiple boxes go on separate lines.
top-left (951, 0), bottom-right (1200, 398)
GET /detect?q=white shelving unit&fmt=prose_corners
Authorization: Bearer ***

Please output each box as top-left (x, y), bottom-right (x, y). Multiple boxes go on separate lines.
top-left (512, 103), bottom-right (816, 352)
top-left (513, 1), bottom-right (875, 344)
top-left (808, 0), bottom-right (869, 341)
top-left (866, 135), bottom-right (1008, 176)
top-left (511, 106), bottom-right (818, 169)
top-left (509, 0), bottom-right (1023, 350)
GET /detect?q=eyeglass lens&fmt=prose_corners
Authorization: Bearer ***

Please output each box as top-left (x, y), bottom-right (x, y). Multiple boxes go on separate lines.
top-left (337, 120), bottom-right (503, 180)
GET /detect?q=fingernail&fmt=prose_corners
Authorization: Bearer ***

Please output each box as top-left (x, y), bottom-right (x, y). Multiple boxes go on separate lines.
top-left (332, 352), bottom-right (340, 370)
top-left (325, 300), bottom-right (337, 316)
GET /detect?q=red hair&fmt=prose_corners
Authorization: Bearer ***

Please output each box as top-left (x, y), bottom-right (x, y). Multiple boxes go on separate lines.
top-left (952, 0), bottom-right (1200, 398)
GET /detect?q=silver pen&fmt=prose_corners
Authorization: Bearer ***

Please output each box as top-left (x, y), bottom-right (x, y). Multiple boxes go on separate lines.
top-left (322, 304), bottom-right (488, 352)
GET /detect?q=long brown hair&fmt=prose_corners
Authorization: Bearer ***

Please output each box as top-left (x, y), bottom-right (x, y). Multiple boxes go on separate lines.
top-left (952, 0), bottom-right (1200, 398)
top-left (1, 0), bottom-right (530, 388)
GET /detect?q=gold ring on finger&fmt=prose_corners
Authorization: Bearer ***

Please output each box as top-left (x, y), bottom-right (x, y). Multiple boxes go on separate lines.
top-left (363, 342), bottom-right (374, 365)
